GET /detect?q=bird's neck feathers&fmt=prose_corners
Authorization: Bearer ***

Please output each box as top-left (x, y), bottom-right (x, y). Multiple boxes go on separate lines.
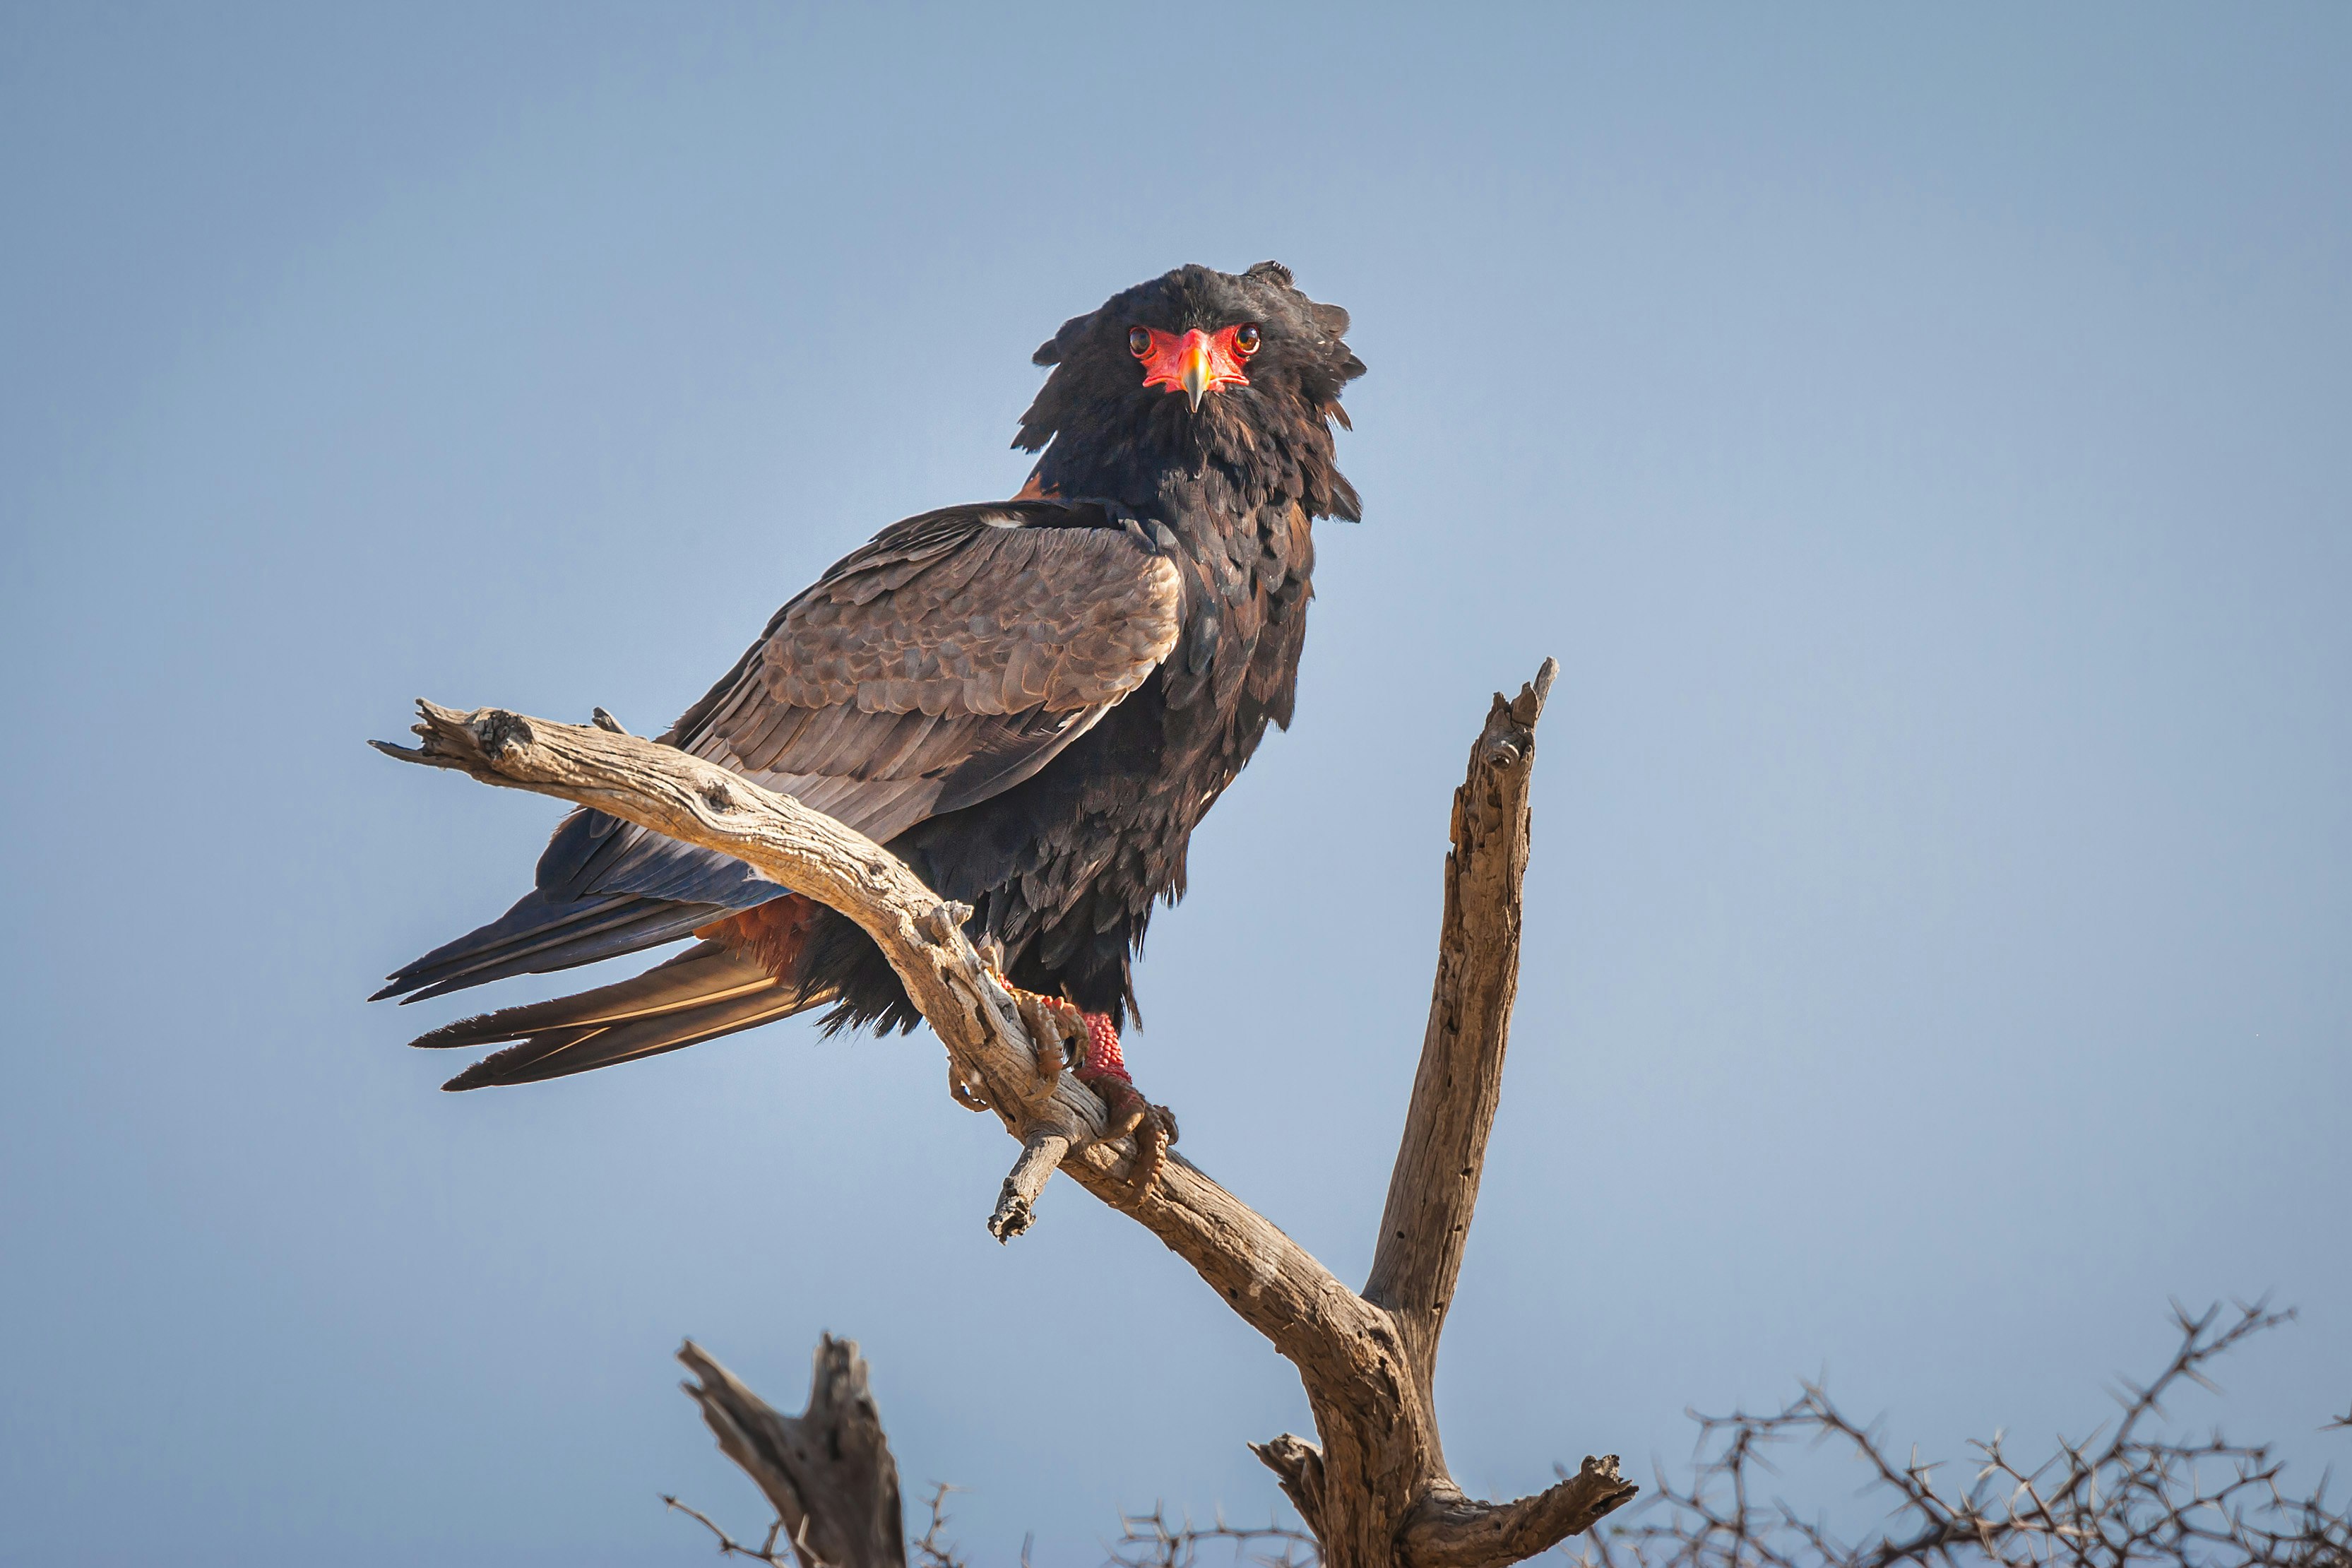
top-left (1033, 395), bottom-right (1360, 525)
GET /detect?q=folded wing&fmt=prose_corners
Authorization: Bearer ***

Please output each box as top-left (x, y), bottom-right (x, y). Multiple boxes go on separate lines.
top-left (375, 502), bottom-right (1184, 1002)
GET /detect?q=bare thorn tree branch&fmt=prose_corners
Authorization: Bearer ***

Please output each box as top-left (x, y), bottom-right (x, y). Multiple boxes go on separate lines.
top-left (664, 1494), bottom-right (795, 1565)
top-left (912, 1484), bottom-right (970, 1568)
top-left (1566, 1300), bottom-right (2351, 1568)
top-left (1106, 1504), bottom-right (1323, 1568)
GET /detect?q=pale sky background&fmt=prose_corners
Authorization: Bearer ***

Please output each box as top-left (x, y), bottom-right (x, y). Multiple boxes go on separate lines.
top-left (3, 6), bottom-right (2347, 1565)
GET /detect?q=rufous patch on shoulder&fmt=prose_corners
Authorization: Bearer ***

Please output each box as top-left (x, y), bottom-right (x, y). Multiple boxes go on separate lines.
top-left (696, 893), bottom-right (819, 982)
top-left (1012, 471), bottom-right (1059, 501)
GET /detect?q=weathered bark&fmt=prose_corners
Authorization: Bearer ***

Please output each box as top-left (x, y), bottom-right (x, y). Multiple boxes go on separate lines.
top-left (1364, 667), bottom-right (1553, 1439)
top-left (1236, 659), bottom-right (1633, 1567)
top-left (376, 658), bottom-right (1631, 1568)
top-left (678, 1336), bottom-right (905, 1568)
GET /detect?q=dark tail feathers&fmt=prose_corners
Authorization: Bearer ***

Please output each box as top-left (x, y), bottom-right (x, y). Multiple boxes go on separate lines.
top-left (412, 939), bottom-right (831, 1091)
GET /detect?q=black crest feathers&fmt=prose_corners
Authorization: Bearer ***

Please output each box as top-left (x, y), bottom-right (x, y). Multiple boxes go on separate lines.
top-left (1016, 261), bottom-right (1365, 523)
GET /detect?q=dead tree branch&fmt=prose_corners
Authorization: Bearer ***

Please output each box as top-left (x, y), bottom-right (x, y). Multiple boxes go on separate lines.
top-left (1367, 672), bottom-right (1550, 1425)
top-left (677, 1335), bottom-right (907, 1568)
top-left (673, 1336), bottom-right (1322, 1568)
top-left (373, 703), bottom-right (1117, 1218)
top-left (377, 659), bottom-right (1629, 1568)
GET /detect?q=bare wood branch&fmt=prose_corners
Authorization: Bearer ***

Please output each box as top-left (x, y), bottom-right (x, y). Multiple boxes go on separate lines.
top-left (1251, 1433), bottom-right (1331, 1538)
top-left (989, 1128), bottom-right (1073, 1241)
top-left (374, 703), bottom-right (1376, 1322)
top-left (375, 703), bottom-right (1409, 1387)
top-left (379, 665), bottom-right (1627, 1568)
top-left (1401, 1457), bottom-right (1638, 1568)
top-left (375, 702), bottom-right (1124, 1220)
top-left (679, 1335), bottom-right (906, 1568)
top-left (1365, 659), bottom-right (1555, 1389)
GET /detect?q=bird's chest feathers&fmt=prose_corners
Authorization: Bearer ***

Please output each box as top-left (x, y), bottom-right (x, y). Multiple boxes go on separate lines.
top-left (1152, 499), bottom-right (1313, 742)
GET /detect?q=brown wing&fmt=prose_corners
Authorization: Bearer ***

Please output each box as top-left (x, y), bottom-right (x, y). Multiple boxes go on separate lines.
top-left (375, 501), bottom-right (1181, 1004)
top-left (675, 503), bottom-right (1182, 843)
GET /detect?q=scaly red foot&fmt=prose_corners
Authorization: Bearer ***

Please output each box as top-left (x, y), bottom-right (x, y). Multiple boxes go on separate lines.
top-left (1069, 1009), bottom-right (1177, 1202)
top-left (985, 970), bottom-right (1175, 1201)
top-left (987, 966), bottom-right (1084, 1082)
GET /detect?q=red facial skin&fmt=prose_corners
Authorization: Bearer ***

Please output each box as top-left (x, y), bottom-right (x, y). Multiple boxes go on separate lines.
top-left (1132, 324), bottom-right (1256, 400)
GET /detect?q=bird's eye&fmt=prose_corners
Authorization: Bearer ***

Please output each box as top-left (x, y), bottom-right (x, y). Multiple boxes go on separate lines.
top-left (1233, 323), bottom-right (1261, 355)
top-left (1128, 326), bottom-right (1152, 357)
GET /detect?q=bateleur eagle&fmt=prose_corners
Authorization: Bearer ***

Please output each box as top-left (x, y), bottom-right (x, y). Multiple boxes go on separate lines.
top-left (375, 261), bottom-right (1364, 1132)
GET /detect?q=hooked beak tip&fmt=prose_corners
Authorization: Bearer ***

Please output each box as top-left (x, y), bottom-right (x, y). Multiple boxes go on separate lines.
top-left (1180, 335), bottom-right (1213, 411)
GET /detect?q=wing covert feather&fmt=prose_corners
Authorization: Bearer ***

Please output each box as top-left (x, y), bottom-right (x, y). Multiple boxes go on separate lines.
top-left (381, 503), bottom-right (1191, 1001)
top-left (759, 521), bottom-right (1180, 718)
top-left (546, 506), bottom-right (1182, 905)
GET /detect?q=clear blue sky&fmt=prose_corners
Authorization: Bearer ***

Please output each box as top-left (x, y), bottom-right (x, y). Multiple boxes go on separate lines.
top-left (3, 6), bottom-right (2346, 1565)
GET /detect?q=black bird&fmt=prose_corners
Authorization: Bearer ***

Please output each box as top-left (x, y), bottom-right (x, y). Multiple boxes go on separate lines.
top-left (376, 261), bottom-right (1364, 1124)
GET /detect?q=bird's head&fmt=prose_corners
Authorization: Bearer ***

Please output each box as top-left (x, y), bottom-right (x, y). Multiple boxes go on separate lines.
top-left (1014, 262), bottom-right (1365, 517)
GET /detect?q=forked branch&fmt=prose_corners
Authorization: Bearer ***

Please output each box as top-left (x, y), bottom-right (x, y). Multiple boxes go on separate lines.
top-left (376, 660), bottom-right (1626, 1568)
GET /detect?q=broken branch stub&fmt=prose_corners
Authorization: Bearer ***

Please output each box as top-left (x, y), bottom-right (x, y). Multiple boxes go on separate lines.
top-left (1367, 660), bottom-right (1555, 1387)
top-left (679, 1336), bottom-right (906, 1568)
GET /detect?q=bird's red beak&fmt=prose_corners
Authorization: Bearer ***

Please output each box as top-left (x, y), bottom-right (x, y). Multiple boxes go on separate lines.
top-left (1136, 326), bottom-right (1252, 411)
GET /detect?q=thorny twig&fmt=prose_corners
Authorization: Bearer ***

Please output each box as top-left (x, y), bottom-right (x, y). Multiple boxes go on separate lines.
top-left (914, 1483), bottom-right (969, 1568)
top-left (669, 1480), bottom-right (967, 1568)
top-left (664, 1492), bottom-right (800, 1564)
top-left (670, 1488), bottom-right (1319, 1568)
top-left (1569, 1300), bottom-right (2352, 1568)
top-left (1105, 1503), bottom-right (1322, 1568)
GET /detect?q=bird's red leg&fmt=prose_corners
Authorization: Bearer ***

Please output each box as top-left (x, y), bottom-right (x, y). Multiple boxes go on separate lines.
top-left (984, 966), bottom-right (1082, 1083)
top-left (1070, 1011), bottom-right (1177, 1202)
top-left (984, 971), bottom-right (1175, 1201)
